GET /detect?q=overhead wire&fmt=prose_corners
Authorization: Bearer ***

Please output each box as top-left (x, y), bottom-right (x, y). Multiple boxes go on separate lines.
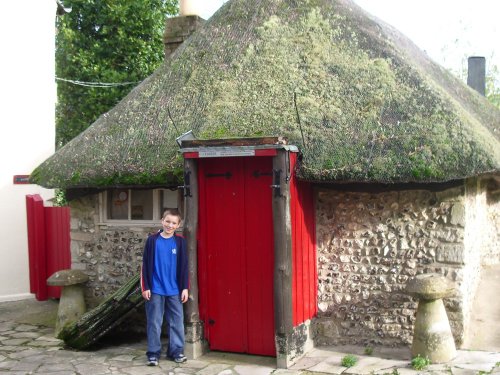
top-left (55, 77), bottom-right (140, 88)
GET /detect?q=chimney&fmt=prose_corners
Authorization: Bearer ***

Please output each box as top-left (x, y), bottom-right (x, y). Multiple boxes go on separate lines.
top-left (467, 56), bottom-right (486, 96)
top-left (163, 0), bottom-right (205, 59)
top-left (179, 0), bottom-right (202, 16)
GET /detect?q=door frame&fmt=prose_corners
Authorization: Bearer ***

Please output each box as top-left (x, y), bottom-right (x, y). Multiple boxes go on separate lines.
top-left (180, 137), bottom-right (306, 368)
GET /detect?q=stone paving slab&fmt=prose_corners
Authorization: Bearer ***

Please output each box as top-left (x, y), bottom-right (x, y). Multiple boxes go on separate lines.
top-left (304, 357), bottom-right (346, 374)
top-left (347, 357), bottom-right (410, 374)
top-left (233, 363), bottom-right (277, 375)
top-left (451, 369), bottom-right (482, 375)
top-left (1, 301), bottom-right (500, 375)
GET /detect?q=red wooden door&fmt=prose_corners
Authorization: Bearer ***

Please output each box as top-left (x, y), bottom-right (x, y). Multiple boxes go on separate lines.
top-left (198, 157), bottom-right (275, 356)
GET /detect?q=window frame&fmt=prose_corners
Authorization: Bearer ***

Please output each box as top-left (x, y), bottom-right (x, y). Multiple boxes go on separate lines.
top-left (99, 188), bottom-right (180, 226)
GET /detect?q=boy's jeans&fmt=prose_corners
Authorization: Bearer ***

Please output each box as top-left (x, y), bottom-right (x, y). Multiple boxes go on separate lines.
top-left (145, 293), bottom-right (185, 359)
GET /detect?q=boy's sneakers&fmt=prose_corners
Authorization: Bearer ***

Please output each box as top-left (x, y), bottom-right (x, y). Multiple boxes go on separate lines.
top-left (173, 353), bottom-right (187, 363)
top-left (146, 357), bottom-right (159, 366)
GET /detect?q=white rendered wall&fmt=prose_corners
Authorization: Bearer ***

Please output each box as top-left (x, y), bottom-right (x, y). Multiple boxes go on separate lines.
top-left (0, 1), bottom-right (56, 301)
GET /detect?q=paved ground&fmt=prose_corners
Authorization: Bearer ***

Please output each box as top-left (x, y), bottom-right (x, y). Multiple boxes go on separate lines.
top-left (1, 299), bottom-right (499, 375)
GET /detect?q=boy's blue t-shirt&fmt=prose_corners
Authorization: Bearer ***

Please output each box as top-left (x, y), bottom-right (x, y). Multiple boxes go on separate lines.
top-left (152, 235), bottom-right (179, 296)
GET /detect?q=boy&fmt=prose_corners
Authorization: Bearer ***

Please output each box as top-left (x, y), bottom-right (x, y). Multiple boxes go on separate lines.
top-left (141, 209), bottom-right (189, 366)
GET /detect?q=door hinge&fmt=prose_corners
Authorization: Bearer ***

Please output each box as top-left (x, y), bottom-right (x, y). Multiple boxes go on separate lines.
top-left (178, 170), bottom-right (192, 197)
top-left (270, 169), bottom-right (283, 197)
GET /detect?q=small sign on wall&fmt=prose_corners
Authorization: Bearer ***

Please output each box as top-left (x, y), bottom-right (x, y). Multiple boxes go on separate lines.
top-left (199, 149), bottom-right (255, 158)
top-left (13, 175), bottom-right (30, 184)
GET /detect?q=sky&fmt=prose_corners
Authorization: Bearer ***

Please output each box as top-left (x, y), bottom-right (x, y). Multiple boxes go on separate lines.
top-left (199, 0), bottom-right (500, 79)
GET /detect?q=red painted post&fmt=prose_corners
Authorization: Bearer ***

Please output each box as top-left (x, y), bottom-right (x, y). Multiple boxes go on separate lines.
top-left (290, 153), bottom-right (318, 326)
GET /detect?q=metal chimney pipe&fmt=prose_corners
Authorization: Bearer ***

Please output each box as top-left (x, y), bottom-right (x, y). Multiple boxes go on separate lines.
top-left (467, 56), bottom-right (486, 96)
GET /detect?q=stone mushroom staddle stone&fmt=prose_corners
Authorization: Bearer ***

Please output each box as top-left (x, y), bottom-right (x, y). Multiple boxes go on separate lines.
top-left (406, 273), bottom-right (457, 363)
top-left (47, 269), bottom-right (89, 337)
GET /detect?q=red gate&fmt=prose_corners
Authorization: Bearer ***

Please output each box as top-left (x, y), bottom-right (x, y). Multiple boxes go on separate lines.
top-left (26, 194), bottom-right (71, 301)
top-left (198, 156), bottom-right (275, 356)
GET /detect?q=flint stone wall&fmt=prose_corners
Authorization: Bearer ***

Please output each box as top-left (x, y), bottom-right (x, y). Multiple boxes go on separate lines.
top-left (313, 180), bottom-right (497, 348)
top-left (66, 176), bottom-right (498, 346)
top-left (69, 195), bottom-right (155, 307)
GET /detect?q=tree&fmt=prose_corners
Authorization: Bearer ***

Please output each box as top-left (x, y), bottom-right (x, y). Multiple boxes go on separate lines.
top-left (56, 0), bottom-right (178, 147)
top-left (485, 64), bottom-right (500, 109)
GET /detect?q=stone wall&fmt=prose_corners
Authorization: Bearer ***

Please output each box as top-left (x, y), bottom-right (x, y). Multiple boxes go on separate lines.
top-left (68, 180), bottom-right (498, 348)
top-left (479, 178), bottom-right (500, 265)
top-left (69, 195), bottom-right (156, 307)
top-left (313, 184), bottom-right (473, 347)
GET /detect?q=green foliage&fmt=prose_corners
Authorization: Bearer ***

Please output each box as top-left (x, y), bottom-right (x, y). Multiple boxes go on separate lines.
top-left (364, 346), bottom-right (373, 355)
top-left (411, 354), bottom-right (431, 370)
top-left (55, 0), bottom-right (178, 147)
top-left (341, 354), bottom-right (358, 367)
top-left (53, 189), bottom-right (68, 207)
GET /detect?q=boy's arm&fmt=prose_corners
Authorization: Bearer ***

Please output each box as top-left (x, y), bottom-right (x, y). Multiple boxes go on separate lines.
top-left (141, 236), bottom-right (153, 294)
top-left (140, 263), bottom-right (152, 300)
top-left (178, 236), bottom-right (189, 291)
top-left (181, 238), bottom-right (189, 303)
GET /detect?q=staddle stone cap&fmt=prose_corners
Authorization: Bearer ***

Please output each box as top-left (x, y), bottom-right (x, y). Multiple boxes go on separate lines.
top-left (47, 269), bottom-right (89, 287)
top-left (405, 273), bottom-right (456, 300)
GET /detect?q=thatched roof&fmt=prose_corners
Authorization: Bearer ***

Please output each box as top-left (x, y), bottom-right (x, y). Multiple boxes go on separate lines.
top-left (32, 0), bottom-right (500, 189)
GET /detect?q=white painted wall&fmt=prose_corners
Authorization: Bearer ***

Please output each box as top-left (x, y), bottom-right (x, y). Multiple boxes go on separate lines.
top-left (0, 0), bottom-right (56, 301)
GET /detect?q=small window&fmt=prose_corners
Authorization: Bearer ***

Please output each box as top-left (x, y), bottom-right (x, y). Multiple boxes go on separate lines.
top-left (131, 190), bottom-right (153, 220)
top-left (107, 190), bottom-right (129, 220)
top-left (102, 189), bottom-right (179, 224)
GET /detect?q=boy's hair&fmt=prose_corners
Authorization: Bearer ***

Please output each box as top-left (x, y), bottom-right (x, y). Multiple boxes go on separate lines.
top-left (162, 208), bottom-right (182, 221)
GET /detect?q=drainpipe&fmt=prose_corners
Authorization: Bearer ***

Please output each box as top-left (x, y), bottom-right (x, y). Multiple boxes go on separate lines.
top-left (163, 0), bottom-right (205, 59)
top-left (467, 56), bottom-right (486, 96)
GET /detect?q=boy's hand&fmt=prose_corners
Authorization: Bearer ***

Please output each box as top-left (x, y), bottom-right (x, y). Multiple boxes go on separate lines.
top-left (181, 289), bottom-right (188, 303)
top-left (142, 290), bottom-right (151, 301)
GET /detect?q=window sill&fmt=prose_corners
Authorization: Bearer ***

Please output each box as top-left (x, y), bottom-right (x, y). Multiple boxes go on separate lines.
top-left (98, 221), bottom-right (159, 228)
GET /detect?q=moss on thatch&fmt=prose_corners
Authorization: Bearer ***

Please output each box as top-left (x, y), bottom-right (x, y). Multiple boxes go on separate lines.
top-left (32, 0), bottom-right (500, 188)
